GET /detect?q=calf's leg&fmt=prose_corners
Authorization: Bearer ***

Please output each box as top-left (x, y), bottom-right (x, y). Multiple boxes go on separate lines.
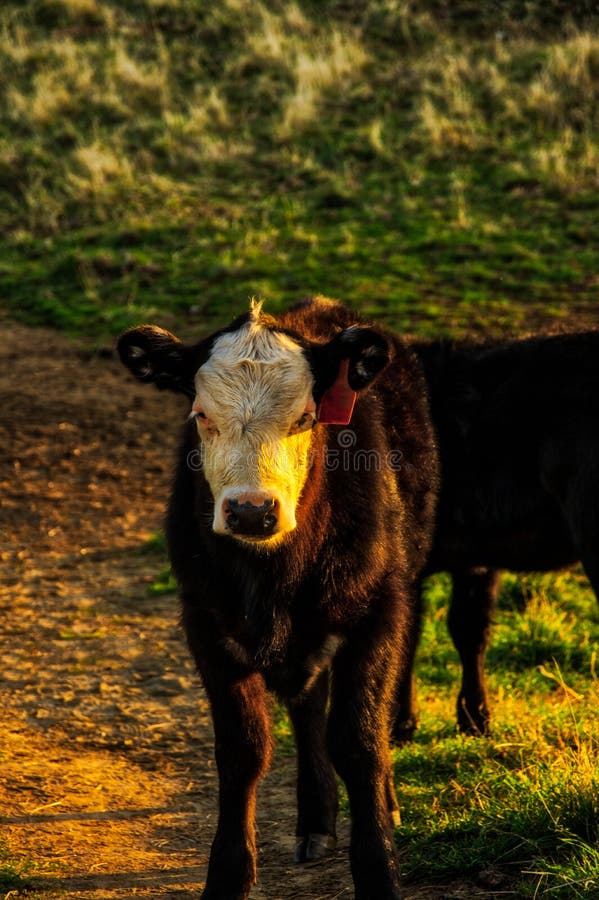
top-left (327, 616), bottom-right (403, 900)
top-left (447, 568), bottom-right (499, 735)
top-left (198, 666), bottom-right (272, 900)
top-left (288, 669), bottom-right (338, 862)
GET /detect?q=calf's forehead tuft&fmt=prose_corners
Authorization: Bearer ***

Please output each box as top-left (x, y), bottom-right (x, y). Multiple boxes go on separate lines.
top-left (196, 318), bottom-right (313, 415)
top-left (208, 316), bottom-right (304, 365)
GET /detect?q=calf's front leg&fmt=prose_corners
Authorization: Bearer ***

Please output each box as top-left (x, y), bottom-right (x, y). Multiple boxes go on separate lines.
top-left (327, 617), bottom-right (404, 900)
top-left (198, 664), bottom-right (272, 900)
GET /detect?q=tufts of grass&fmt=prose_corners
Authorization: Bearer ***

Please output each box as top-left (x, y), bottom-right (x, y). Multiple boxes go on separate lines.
top-left (148, 565), bottom-right (177, 596)
top-left (137, 532), bottom-right (176, 594)
top-left (490, 571), bottom-right (599, 684)
top-left (531, 835), bottom-right (599, 897)
top-left (279, 28), bottom-right (369, 136)
top-left (394, 726), bottom-right (599, 896)
top-left (0, 848), bottom-right (33, 894)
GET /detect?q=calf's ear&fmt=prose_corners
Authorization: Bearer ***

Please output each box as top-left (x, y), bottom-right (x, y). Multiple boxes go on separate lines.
top-left (334, 326), bottom-right (393, 390)
top-left (312, 326), bottom-right (393, 425)
top-left (117, 325), bottom-right (195, 396)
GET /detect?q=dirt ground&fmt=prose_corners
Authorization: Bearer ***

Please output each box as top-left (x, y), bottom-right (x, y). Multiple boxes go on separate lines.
top-left (0, 321), bottom-right (492, 900)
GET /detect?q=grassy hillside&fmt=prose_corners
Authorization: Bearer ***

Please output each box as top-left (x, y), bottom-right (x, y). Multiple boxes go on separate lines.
top-left (0, 0), bottom-right (597, 339)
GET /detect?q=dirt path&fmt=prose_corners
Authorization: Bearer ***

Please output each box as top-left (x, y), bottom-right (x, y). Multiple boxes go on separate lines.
top-left (0, 321), bottom-right (486, 899)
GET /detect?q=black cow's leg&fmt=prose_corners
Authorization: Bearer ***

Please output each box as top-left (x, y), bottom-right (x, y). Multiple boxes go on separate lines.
top-left (198, 666), bottom-right (272, 900)
top-left (574, 545), bottom-right (599, 602)
top-left (327, 615), bottom-right (403, 900)
top-left (288, 669), bottom-right (338, 863)
top-left (447, 568), bottom-right (499, 735)
top-left (558, 484), bottom-right (599, 601)
top-left (390, 583), bottom-right (424, 744)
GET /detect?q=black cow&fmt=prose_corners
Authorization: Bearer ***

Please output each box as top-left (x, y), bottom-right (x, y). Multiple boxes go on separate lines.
top-left (395, 330), bottom-right (599, 737)
top-left (118, 297), bottom-right (439, 900)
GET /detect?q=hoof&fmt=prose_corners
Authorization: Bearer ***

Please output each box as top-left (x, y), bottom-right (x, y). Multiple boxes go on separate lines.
top-left (457, 695), bottom-right (490, 736)
top-left (457, 705), bottom-right (490, 736)
top-left (459, 720), bottom-right (490, 737)
top-left (295, 833), bottom-right (337, 863)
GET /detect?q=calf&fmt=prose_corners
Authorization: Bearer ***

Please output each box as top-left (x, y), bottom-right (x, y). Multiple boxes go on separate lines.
top-left (118, 297), bottom-right (439, 900)
top-left (393, 330), bottom-right (599, 738)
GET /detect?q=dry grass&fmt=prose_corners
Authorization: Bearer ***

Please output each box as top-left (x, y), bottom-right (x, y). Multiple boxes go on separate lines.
top-left (1, 1), bottom-right (596, 230)
top-left (279, 29), bottom-right (369, 135)
top-left (0, 1), bottom-right (597, 339)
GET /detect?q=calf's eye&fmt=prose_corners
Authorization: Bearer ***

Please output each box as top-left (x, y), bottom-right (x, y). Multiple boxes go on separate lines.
top-left (288, 411), bottom-right (316, 436)
top-left (191, 408), bottom-right (219, 436)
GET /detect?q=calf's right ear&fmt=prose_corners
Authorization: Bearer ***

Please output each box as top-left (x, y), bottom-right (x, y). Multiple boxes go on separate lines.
top-left (117, 325), bottom-right (195, 396)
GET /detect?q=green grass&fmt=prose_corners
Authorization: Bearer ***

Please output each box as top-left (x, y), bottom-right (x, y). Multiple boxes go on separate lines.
top-left (0, 847), bottom-right (33, 895)
top-left (147, 565), bottom-right (177, 596)
top-left (142, 532), bottom-right (178, 595)
top-left (391, 569), bottom-right (599, 897)
top-left (0, 1), bottom-right (597, 340)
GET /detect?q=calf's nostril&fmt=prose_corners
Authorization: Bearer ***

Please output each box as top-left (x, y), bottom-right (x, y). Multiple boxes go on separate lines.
top-left (222, 496), bottom-right (279, 536)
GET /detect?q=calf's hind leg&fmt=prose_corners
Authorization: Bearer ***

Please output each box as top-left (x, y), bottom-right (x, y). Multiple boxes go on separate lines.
top-left (288, 669), bottom-right (338, 863)
top-left (448, 568), bottom-right (499, 736)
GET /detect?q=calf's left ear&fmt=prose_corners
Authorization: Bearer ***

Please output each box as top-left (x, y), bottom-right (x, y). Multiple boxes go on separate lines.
top-left (332, 326), bottom-right (393, 390)
top-left (313, 326), bottom-right (393, 425)
top-left (117, 325), bottom-right (194, 396)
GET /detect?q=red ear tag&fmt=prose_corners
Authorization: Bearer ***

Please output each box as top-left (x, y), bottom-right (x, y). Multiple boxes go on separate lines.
top-left (317, 359), bottom-right (357, 425)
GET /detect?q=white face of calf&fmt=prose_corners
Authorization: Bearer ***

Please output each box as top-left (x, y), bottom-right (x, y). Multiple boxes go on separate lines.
top-left (118, 301), bottom-right (392, 547)
top-left (192, 316), bottom-right (316, 540)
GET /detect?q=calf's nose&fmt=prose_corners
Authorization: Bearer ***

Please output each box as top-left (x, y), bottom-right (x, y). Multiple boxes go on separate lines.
top-left (223, 494), bottom-right (279, 537)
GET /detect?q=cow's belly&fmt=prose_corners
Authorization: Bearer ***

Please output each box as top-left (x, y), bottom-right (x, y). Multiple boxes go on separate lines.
top-left (429, 500), bottom-right (579, 573)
